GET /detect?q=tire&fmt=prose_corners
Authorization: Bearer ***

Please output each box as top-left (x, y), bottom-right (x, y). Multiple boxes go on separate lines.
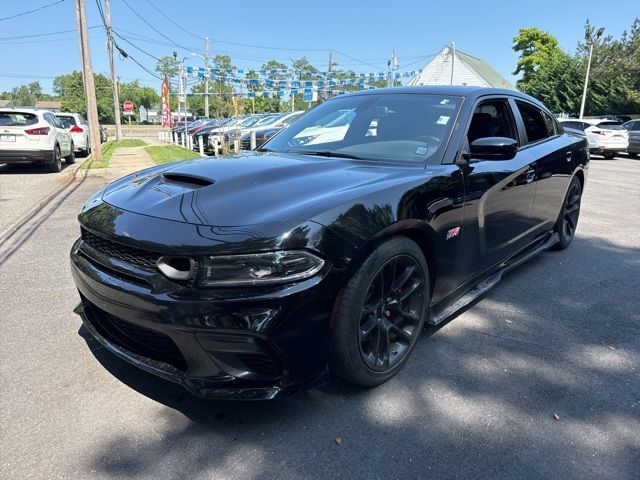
top-left (552, 176), bottom-right (582, 250)
top-left (48, 144), bottom-right (62, 173)
top-left (65, 143), bottom-right (75, 164)
top-left (628, 152), bottom-right (638, 158)
top-left (331, 237), bottom-right (430, 387)
top-left (603, 152), bottom-right (616, 159)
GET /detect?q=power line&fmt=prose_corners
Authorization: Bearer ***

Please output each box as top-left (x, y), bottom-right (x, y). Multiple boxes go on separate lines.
top-left (0, 26), bottom-right (101, 41)
top-left (143, 0), bottom-right (203, 41)
top-left (119, 0), bottom-right (193, 52)
top-left (0, 0), bottom-right (66, 22)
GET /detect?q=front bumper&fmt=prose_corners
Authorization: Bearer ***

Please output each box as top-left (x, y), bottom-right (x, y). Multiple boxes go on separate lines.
top-left (70, 235), bottom-right (336, 400)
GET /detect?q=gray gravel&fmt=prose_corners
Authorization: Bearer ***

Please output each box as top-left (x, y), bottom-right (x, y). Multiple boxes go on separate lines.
top-left (1, 156), bottom-right (639, 480)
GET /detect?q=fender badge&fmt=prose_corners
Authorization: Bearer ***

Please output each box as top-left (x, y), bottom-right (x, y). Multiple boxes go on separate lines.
top-left (446, 226), bottom-right (461, 240)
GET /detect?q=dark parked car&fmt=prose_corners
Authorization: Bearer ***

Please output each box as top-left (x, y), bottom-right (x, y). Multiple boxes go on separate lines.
top-left (70, 86), bottom-right (589, 399)
top-left (240, 126), bottom-right (281, 150)
top-left (622, 120), bottom-right (640, 157)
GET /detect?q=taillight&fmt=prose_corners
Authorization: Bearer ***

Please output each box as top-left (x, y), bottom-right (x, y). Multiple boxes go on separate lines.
top-left (70, 125), bottom-right (84, 133)
top-left (24, 127), bottom-right (50, 135)
top-left (591, 130), bottom-right (605, 136)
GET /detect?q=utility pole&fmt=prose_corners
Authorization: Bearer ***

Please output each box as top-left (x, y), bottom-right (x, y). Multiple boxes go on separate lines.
top-left (328, 51), bottom-right (337, 73)
top-left (450, 42), bottom-right (455, 85)
top-left (105, 0), bottom-right (122, 140)
top-left (204, 37), bottom-right (210, 118)
top-left (75, 0), bottom-right (102, 162)
top-left (579, 27), bottom-right (603, 119)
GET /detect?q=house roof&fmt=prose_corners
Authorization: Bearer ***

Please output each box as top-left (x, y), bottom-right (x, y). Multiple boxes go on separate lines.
top-left (455, 50), bottom-right (515, 90)
top-left (35, 100), bottom-right (62, 109)
top-left (408, 46), bottom-right (515, 90)
top-left (0, 99), bottom-right (14, 108)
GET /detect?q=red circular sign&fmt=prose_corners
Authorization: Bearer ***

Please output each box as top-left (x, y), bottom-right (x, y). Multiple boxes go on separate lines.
top-left (123, 101), bottom-right (134, 112)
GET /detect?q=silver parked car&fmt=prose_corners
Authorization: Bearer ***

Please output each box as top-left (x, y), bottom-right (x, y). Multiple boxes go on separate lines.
top-left (622, 120), bottom-right (640, 158)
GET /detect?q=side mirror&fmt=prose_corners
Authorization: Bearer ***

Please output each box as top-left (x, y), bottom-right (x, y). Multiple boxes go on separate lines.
top-left (466, 137), bottom-right (518, 161)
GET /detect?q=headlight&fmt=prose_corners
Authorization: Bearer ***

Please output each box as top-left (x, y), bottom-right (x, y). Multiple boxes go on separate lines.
top-left (198, 250), bottom-right (325, 287)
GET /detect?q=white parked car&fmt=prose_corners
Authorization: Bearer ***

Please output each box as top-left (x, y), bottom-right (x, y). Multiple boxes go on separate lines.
top-left (55, 112), bottom-right (91, 157)
top-left (0, 108), bottom-right (74, 172)
top-left (559, 119), bottom-right (629, 159)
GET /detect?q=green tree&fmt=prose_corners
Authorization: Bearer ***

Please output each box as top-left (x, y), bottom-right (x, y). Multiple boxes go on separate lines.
top-left (512, 27), bottom-right (560, 83)
top-left (5, 81), bottom-right (48, 106)
top-left (53, 71), bottom-right (114, 122)
top-left (155, 56), bottom-right (180, 78)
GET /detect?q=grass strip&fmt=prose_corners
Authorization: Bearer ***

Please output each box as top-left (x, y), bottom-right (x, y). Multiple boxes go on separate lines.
top-left (144, 145), bottom-right (201, 165)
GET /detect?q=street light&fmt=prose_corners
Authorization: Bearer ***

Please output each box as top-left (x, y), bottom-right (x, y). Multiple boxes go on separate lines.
top-left (579, 26), bottom-right (604, 119)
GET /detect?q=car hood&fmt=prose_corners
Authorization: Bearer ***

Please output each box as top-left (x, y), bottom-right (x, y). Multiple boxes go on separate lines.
top-left (101, 152), bottom-right (426, 227)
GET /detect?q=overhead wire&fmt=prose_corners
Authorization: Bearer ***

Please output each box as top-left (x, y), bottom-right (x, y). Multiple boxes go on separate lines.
top-left (0, 0), bottom-right (66, 22)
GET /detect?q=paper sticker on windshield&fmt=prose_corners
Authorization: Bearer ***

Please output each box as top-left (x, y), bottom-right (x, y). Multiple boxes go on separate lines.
top-left (440, 99), bottom-right (450, 104)
top-left (437, 116), bottom-right (450, 125)
top-left (416, 146), bottom-right (429, 155)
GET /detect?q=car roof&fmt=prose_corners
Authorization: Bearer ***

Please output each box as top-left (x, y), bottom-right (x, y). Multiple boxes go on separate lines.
top-left (0, 107), bottom-right (48, 114)
top-left (338, 85), bottom-right (545, 108)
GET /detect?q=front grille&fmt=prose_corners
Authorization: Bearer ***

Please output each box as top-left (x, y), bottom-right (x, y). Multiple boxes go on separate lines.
top-left (81, 228), bottom-right (160, 272)
top-left (88, 304), bottom-right (188, 372)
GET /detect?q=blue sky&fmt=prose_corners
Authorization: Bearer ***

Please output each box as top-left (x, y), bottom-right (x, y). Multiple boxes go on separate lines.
top-left (0, 0), bottom-right (637, 94)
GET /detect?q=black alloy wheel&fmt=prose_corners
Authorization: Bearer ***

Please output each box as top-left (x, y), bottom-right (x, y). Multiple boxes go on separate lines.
top-left (553, 176), bottom-right (582, 250)
top-left (332, 237), bottom-right (429, 386)
top-left (49, 144), bottom-right (62, 173)
top-left (603, 152), bottom-right (617, 159)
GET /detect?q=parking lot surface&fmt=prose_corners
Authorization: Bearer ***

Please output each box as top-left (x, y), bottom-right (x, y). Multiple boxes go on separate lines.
top-left (0, 156), bottom-right (639, 479)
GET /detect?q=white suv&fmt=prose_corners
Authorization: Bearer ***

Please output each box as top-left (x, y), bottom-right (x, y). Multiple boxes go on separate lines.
top-left (55, 112), bottom-right (91, 157)
top-left (0, 108), bottom-right (74, 172)
top-left (559, 119), bottom-right (629, 159)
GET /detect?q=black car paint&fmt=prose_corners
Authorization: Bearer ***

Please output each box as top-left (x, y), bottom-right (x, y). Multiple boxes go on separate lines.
top-left (70, 86), bottom-right (589, 399)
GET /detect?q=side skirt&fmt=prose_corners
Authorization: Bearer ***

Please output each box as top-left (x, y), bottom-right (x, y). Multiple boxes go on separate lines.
top-left (428, 231), bottom-right (559, 325)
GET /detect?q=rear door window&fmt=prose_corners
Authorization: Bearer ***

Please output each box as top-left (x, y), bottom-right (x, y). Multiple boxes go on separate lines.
top-left (516, 102), bottom-right (550, 144)
top-left (0, 112), bottom-right (39, 127)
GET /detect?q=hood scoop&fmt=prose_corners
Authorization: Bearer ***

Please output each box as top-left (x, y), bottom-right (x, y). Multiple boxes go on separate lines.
top-left (162, 173), bottom-right (215, 188)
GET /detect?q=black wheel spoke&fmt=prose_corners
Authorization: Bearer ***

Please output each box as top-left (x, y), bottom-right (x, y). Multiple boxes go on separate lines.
top-left (389, 322), bottom-right (413, 344)
top-left (391, 265), bottom-right (415, 292)
top-left (397, 278), bottom-right (422, 303)
top-left (565, 203), bottom-right (579, 214)
top-left (377, 322), bottom-right (390, 369)
top-left (360, 315), bottom-right (377, 339)
top-left (565, 212), bottom-right (576, 230)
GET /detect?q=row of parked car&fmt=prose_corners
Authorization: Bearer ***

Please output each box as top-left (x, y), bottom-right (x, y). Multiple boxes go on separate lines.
top-left (558, 116), bottom-right (640, 159)
top-left (0, 107), bottom-right (107, 173)
top-left (171, 111), bottom-right (305, 154)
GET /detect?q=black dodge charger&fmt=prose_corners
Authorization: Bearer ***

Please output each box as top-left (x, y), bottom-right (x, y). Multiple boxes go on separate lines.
top-left (70, 86), bottom-right (588, 399)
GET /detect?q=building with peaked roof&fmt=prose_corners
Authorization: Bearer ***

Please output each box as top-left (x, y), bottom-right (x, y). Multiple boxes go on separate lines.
top-left (408, 46), bottom-right (515, 90)
top-left (0, 99), bottom-right (15, 108)
top-left (34, 99), bottom-right (62, 111)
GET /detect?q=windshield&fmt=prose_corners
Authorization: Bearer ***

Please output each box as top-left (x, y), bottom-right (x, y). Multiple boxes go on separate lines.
top-left (263, 93), bottom-right (461, 163)
top-left (255, 114), bottom-right (283, 127)
top-left (56, 115), bottom-right (76, 128)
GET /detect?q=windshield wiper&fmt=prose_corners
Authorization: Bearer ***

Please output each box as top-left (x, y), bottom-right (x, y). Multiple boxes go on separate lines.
top-left (288, 150), bottom-right (363, 160)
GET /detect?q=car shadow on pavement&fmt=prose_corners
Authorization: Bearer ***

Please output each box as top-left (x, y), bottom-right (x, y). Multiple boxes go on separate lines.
top-left (0, 162), bottom-right (73, 174)
top-left (80, 235), bottom-right (640, 479)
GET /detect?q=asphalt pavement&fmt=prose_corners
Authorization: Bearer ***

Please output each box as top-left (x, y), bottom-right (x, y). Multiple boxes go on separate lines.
top-left (0, 155), bottom-right (638, 479)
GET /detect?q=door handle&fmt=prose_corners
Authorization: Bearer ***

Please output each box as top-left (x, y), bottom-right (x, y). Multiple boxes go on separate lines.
top-left (565, 151), bottom-right (572, 162)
